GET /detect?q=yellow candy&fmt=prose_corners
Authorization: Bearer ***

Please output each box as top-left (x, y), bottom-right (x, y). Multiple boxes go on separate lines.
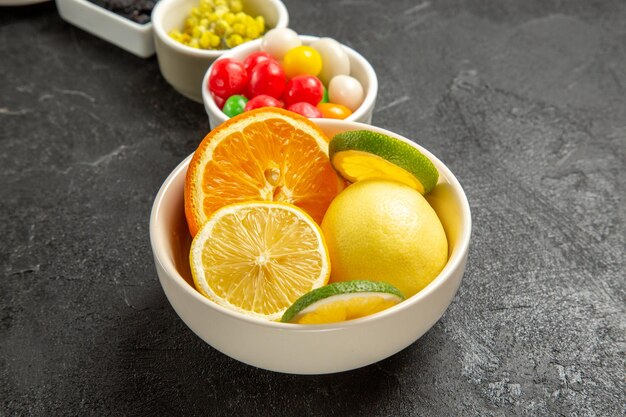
top-left (192, 26), bottom-right (203, 38)
top-left (210, 34), bottom-right (221, 48)
top-left (199, 32), bottom-right (212, 48)
top-left (246, 24), bottom-right (259, 38)
top-left (223, 12), bottom-right (235, 24)
top-left (229, 0), bottom-right (242, 12)
top-left (213, 20), bottom-right (229, 36)
top-left (256, 16), bottom-right (265, 33)
top-left (232, 22), bottom-right (246, 36)
top-left (167, 0), bottom-right (266, 50)
top-left (226, 33), bottom-right (243, 48)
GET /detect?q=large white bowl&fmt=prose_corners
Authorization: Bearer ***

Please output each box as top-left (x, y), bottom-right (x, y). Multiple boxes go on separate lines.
top-left (202, 35), bottom-right (378, 128)
top-left (150, 119), bottom-right (471, 374)
top-left (152, 0), bottom-right (288, 102)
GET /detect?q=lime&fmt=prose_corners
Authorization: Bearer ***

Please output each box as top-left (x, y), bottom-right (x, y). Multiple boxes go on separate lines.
top-left (281, 280), bottom-right (404, 324)
top-left (329, 130), bottom-right (439, 194)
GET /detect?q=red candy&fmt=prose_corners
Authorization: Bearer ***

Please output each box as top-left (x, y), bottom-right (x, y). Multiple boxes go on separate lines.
top-left (208, 58), bottom-right (248, 99)
top-left (245, 95), bottom-right (284, 111)
top-left (247, 60), bottom-right (286, 99)
top-left (212, 93), bottom-right (225, 109)
top-left (243, 51), bottom-right (276, 74)
top-left (283, 75), bottom-right (323, 107)
top-left (207, 42), bottom-right (361, 120)
top-left (287, 102), bottom-right (323, 118)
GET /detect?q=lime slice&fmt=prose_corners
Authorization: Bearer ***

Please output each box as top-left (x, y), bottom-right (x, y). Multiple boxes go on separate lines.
top-left (329, 130), bottom-right (439, 194)
top-left (280, 280), bottom-right (405, 324)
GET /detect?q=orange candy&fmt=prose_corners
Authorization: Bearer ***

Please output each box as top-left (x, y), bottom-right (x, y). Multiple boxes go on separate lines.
top-left (317, 102), bottom-right (352, 119)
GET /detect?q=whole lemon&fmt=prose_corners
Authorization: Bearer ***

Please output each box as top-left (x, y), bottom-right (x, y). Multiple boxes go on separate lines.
top-left (321, 179), bottom-right (448, 298)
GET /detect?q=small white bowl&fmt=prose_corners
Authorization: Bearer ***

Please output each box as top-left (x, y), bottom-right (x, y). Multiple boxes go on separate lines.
top-left (150, 119), bottom-right (471, 374)
top-left (56, 0), bottom-right (155, 58)
top-left (202, 35), bottom-right (379, 127)
top-left (152, 0), bottom-right (288, 103)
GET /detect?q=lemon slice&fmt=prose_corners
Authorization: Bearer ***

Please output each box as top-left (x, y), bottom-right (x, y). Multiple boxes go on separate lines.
top-left (281, 280), bottom-right (405, 324)
top-left (189, 202), bottom-right (330, 321)
top-left (329, 130), bottom-right (439, 194)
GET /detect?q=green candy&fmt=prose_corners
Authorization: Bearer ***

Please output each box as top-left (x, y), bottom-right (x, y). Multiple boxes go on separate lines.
top-left (320, 86), bottom-right (329, 103)
top-left (222, 95), bottom-right (248, 117)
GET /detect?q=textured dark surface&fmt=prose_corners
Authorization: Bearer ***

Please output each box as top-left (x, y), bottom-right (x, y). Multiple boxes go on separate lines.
top-left (1, 0), bottom-right (625, 415)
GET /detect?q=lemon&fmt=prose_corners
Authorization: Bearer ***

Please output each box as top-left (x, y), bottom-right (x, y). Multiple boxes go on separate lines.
top-left (281, 280), bottom-right (405, 324)
top-left (189, 202), bottom-right (330, 321)
top-left (321, 179), bottom-right (448, 298)
top-left (329, 130), bottom-right (439, 194)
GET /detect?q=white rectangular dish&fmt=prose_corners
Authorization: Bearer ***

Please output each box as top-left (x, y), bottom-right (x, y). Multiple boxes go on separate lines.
top-left (56, 0), bottom-right (155, 58)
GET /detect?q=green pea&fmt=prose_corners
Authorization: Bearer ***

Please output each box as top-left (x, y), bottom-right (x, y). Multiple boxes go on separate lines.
top-left (223, 94), bottom-right (248, 117)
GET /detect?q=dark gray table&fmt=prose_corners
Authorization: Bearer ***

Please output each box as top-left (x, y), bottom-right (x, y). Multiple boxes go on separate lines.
top-left (2, 0), bottom-right (624, 415)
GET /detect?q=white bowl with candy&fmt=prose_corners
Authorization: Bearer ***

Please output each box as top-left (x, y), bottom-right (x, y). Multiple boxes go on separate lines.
top-left (153, 0), bottom-right (289, 102)
top-left (202, 28), bottom-right (378, 127)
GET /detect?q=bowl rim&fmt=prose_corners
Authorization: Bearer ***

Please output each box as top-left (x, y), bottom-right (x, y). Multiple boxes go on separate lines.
top-left (150, 119), bottom-right (471, 331)
top-left (151, 0), bottom-right (289, 59)
top-left (202, 35), bottom-right (379, 125)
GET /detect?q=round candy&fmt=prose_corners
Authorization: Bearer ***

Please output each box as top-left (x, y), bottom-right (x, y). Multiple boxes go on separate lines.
top-left (260, 28), bottom-right (301, 61)
top-left (247, 60), bottom-right (286, 99)
top-left (208, 58), bottom-right (248, 99)
top-left (243, 51), bottom-right (275, 74)
top-left (328, 75), bottom-right (364, 112)
top-left (310, 37), bottom-right (350, 85)
top-left (287, 102), bottom-right (323, 118)
top-left (283, 75), bottom-right (323, 107)
top-left (222, 95), bottom-right (248, 117)
top-left (321, 86), bottom-right (329, 103)
top-left (212, 93), bottom-right (226, 109)
top-left (317, 102), bottom-right (352, 119)
top-left (244, 94), bottom-right (284, 111)
top-left (283, 46), bottom-right (322, 78)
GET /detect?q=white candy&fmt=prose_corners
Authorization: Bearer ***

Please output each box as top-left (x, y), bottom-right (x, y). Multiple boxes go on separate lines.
top-left (329, 75), bottom-right (364, 112)
top-left (260, 28), bottom-right (301, 61)
top-left (310, 37), bottom-right (350, 86)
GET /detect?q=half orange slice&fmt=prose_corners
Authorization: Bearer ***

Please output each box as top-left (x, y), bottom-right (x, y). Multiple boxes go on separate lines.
top-left (184, 108), bottom-right (343, 236)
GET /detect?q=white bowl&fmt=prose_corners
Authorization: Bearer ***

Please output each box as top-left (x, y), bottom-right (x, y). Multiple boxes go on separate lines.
top-left (152, 0), bottom-right (288, 103)
top-left (149, 119), bottom-right (471, 374)
top-left (202, 35), bottom-right (379, 128)
top-left (56, 0), bottom-right (155, 58)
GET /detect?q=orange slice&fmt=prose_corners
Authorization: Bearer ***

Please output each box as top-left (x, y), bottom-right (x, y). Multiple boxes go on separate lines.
top-left (189, 202), bottom-right (330, 321)
top-left (184, 108), bottom-right (343, 237)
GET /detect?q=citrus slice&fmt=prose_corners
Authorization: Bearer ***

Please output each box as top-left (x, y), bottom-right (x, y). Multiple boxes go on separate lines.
top-left (189, 201), bottom-right (330, 321)
top-left (184, 107), bottom-right (343, 237)
top-left (280, 280), bottom-right (405, 324)
top-left (329, 130), bottom-right (439, 194)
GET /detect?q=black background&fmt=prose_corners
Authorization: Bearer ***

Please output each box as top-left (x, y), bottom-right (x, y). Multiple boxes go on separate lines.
top-left (1, 0), bottom-right (624, 415)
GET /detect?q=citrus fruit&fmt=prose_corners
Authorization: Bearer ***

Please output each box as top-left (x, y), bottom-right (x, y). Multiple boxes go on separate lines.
top-left (189, 202), bottom-right (330, 321)
top-left (281, 280), bottom-right (404, 324)
top-left (329, 130), bottom-right (439, 194)
top-left (321, 179), bottom-right (448, 298)
top-left (184, 107), bottom-right (343, 237)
